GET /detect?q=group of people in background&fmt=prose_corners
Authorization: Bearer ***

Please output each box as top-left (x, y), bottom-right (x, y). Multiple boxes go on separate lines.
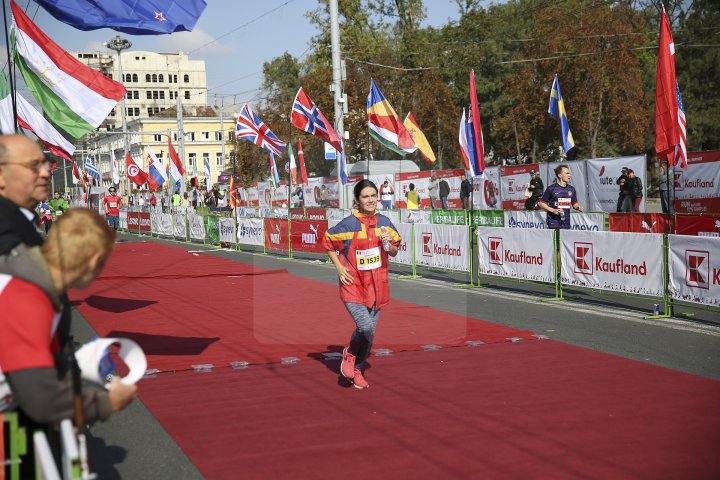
top-left (616, 167), bottom-right (644, 213)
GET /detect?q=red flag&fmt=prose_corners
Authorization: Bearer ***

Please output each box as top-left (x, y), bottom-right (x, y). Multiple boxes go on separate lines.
top-left (168, 137), bottom-right (185, 176)
top-left (297, 140), bottom-right (308, 185)
top-left (469, 69), bottom-right (485, 174)
top-left (291, 87), bottom-right (343, 153)
top-left (125, 152), bottom-right (148, 187)
top-left (228, 176), bottom-right (240, 208)
top-left (655, 8), bottom-right (678, 162)
top-left (72, 160), bottom-right (81, 185)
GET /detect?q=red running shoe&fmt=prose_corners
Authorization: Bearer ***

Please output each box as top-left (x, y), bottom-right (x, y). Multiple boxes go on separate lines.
top-left (341, 347), bottom-right (356, 380)
top-left (352, 368), bottom-right (369, 389)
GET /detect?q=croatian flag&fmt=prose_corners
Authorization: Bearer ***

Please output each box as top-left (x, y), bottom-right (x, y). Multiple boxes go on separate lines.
top-left (147, 150), bottom-right (167, 191)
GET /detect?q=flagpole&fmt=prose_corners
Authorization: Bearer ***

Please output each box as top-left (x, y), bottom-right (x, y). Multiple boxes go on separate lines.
top-left (2, 0), bottom-right (18, 132)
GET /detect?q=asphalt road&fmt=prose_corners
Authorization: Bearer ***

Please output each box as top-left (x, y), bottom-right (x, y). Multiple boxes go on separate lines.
top-left (73, 234), bottom-right (720, 479)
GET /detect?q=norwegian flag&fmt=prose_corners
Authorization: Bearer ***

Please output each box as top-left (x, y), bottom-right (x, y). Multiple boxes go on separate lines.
top-left (291, 87), bottom-right (343, 153)
top-left (673, 81), bottom-right (687, 169)
top-left (235, 103), bottom-right (286, 156)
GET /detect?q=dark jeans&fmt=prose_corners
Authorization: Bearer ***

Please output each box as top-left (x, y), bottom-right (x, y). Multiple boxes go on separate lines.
top-left (440, 196), bottom-right (448, 209)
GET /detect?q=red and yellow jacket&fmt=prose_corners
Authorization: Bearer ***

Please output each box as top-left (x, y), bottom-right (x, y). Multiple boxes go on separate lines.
top-left (323, 211), bottom-right (401, 308)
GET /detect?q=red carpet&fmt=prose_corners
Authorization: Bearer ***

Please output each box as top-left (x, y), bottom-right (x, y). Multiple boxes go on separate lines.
top-left (73, 242), bottom-right (536, 371)
top-left (137, 341), bottom-right (720, 480)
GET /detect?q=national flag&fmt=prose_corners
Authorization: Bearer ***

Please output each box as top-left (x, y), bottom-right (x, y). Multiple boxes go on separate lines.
top-left (228, 176), bottom-right (240, 208)
top-left (204, 157), bottom-right (211, 191)
top-left (291, 87), bottom-right (343, 153)
top-left (548, 74), bottom-right (575, 153)
top-left (673, 81), bottom-right (687, 169)
top-left (288, 143), bottom-right (298, 185)
top-left (125, 152), bottom-right (148, 187)
top-left (367, 79), bottom-right (416, 155)
top-left (458, 109), bottom-right (471, 174)
top-left (339, 140), bottom-right (348, 185)
top-left (147, 150), bottom-right (168, 191)
top-left (0, 71), bottom-right (75, 160)
top-left (32, 0), bottom-right (207, 35)
top-left (235, 103), bottom-right (286, 156)
top-left (167, 137), bottom-right (185, 182)
top-left (468, 69), bottom-right (485, 175)
top-left (84, 155), bottom-right (100, 183)
top-left (269, 153), bottom-right (280, 187)
top-left (403, 112), bottom-right (435, 163)
top-left (655, 7), bottom-right (679, 162)
top-left (11, 1), bottom-right (126, 139)
top-left (111, 149), bottom-right (120, 184)
top-left (297, 139), bottom-right (308, 185)
top-left (71, 160), bottom-right (81, 185)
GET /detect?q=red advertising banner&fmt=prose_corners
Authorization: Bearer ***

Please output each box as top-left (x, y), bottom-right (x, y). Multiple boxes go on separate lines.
top-left (673, 197), bottom-right (720, 214)
top-left (264, 218), bottom-right (289, 251)
top-left (290, 208), bottom-right (305, 219)
top-left (394, 171), bottom-right (432, 209)
top-left (305, 208), bottom-right (326, 220)
top-left (500, 164), bottom-right (538, 210)
top-left (290, 219), bottom-right (328, 254)
top-left (675, 214), bottom-right (720, 237)
top-left (127, 212), bottom-right (151, 232)
top-left (608, 213), bottom-right (673, 234)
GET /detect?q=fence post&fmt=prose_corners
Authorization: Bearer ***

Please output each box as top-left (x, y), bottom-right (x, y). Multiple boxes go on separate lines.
top-left (644, 233), bottom-right (674, 319)
top-left (399, 223), bottom-right (421, 279)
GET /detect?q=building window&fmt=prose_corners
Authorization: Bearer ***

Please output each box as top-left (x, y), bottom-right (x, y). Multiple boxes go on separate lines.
top-left (153, 134), bottom-right (162, 142)
top-left (215, 131), bottom-right (223, 141)
top-left (106, 73), bottom-right (113, 79)
top-left (145, 74), bottom-right (151, 82)
top-left (152, 91), bottom-right (158, 100)
top-left (153, 107), bottom-right (160, 114)
top-left (146, 91), bottom-right (152, 100)
top-left (169, 91), bottom-right (175, 100)
top-left (148, 108), bottom-right (154, 117)
top-left (134, 91), bottom-right (140, 99)
top-left (215, 152), bottom-right (223, 167)
top-left (189, 153), bottom-right (196, 168)
top-left (159, 91), bottom-right (165, 100)
top-left (152, 74), bottom-right (157, 83)
top-left (110, 109), bottom-right (116, 117)
top-left (134, 108), bottom-right (139, 116)
top-left (201, 131), bottom-right (210, 141)
top-left (173, 133), bottom-right (178, 141)
top-left (132, 74), bottom-right (138, 82)
top-left (159, 74), bottom-right (164, 83)
top-left (228, 131), bottom-right (234, 141)
top-left (127, 108), bottom-right (134, 117)
top-left (184, 91), bottom-right (190, 100)
top-left (135, 56), bottom-right (140, 60)
top-left (183, 74), bottom-right (190, 83)
top-left (186, 132), bottom-right (195, 142)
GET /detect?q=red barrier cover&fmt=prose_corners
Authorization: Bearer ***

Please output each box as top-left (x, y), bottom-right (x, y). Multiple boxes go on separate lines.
top-left (127, 212), bottom-right (151, 232)
top-left (608, 213), bottom-right (672, 234)
top-left (675, 214), bottom-right (720, 237)
top-left (263, 218), bottom-right (289, 251)
top-left (305, 208), bottom-right (326, 220)
top-left (290, 219), bottom-right (328, 254)
top-left (290, 208), bottom-right (305, 219)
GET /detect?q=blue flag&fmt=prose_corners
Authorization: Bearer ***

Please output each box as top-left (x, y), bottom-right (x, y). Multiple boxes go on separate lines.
top-left (84, 155), bottom-right (101, 183)
top-left (33, 0), bottom-right (207, 35)
top-left (548, 74), bottom-right (575, 153)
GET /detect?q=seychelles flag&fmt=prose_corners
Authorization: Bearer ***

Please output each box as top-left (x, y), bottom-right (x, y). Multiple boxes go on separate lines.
top-left (367, 79), bottom-right (416, 155)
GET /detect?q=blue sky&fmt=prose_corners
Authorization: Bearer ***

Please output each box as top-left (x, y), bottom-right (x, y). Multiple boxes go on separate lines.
top-left (2, 0), bottom-right (461, 110)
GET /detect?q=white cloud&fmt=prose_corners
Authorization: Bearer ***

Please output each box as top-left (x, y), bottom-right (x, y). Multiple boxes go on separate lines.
top-left (83, 40), bottom-right (108, 53)
top-left (155, 28), bottom-right (237, 56)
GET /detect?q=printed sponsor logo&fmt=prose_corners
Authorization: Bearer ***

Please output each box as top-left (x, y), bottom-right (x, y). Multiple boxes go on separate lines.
top-left (674, 172), bottom-right (683, 190)
top-left (422, 232), bottom-right (433, 257)
top-left (505, 250), bottom-right (543, 265)
top-left (301, 224), bottom-right (320, 245)
top-left (489, 237), bottom-right (503, 265)
top-left (238, 224), bottom-right (262, 237)
top-left (641, 220), bottom-right (657, 232)
top-left (508, 217), bottom-right (546, 229)
top-left (433, 243), bottom-right (462, 256)
top-left (598, 176), bottom-right (616, 185)
top-left (595, 257), bottom-right (647, 275)
top-left (685, 250), bottom-right (709, 289)
top-left (220, 223), bottom-right (234, 236)
top-left (570, 224), bottom-right (599, 231)
top-left (574, 242), bottom-right (593, 275)
top-left (270, 224), bottom-right (281, 244)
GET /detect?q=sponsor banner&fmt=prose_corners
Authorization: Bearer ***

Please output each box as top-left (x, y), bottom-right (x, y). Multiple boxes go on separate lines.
top-left (127, 212), bottom-right (151, 232)
top-left (432, 209), bottom-right (467, 225)
top-left (271, 184), bottom-right (289, 207)
top-left (586, 155), bottom-right (646, 212)
top-left (401, 209), bottom-right (431, 224)
top-left (237, 218), bottom-right (264, 246)
top-left (303, 177), bottom-right (323, 207)
top-left (546, 161), bottom-right (589, 209)
top-left (477, 226), bottom-right (555, 283)
top-left (157, 213), bottom-right (173, 236)
top-left (674, 151), bottom-right (720, 205)
top-left (236, 206), bottom-right (258, 218)
top-left (471, 209), bottom-right (504, 227)
top-left (675, 214), bottom-right (720, 237)
top-left (472, 167), bottom-right (501, 210)
top-left (119, 210), bottom-right (127, 230)
top-left (668, 234), bottom-right (720, 306)
top-left (245, 186), bottom-right (259, 206)
top-left (290, 219), bottom-right (328, 254)
top-left (434, 169), bottom-right (465, 209)
top-left (207, 216), bottom-right (220, 243)
top-left (389, 222), bottom-right (413, 266)
top-left (326, 208), bottom-right (347, 221)
top-left (290, 208), bottom-right (305, 220)
top-left (264, 218), bottom-right (289, 251)
top-left (189, 214), bottom-right (205, 241)
top-left (258, 181), bottom-right (272, 207)
top-left (394, 171), bottom-right (432, 208)
top-left (324, 177), bottom-right (340, 208)
top-left (570, 212), bottom-right (605, 231)
top-left (673, 197), bottom-right (720, 214)
top-left (414, 224), bottom-right (470, 272)
top-left (173, 212), bottom-right (186, 238)
top-left (504, 210), bottom-right (547, 229)
top-left (608, 213), bottom-right (672, 234)
top-left (385, 209), bottom-right (401, 226)
top-left (305, 208), bottom-right (326, 220)
top-left (273, 207), bottom-right (288, 218)
top-left (218, 217), bottom-right (236, 244)
top-left (560, 230), bottom-right (664, 296)
top-left (150, 212), bottom-right (160, 234)
top-left (500, 164), bottom-right (538, 210)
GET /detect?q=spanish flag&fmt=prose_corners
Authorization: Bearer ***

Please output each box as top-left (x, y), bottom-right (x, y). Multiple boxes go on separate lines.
top-left (403, 112), bottom-right (435, 163)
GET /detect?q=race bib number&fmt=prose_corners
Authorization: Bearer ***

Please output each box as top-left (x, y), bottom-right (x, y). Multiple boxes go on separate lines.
top-left (109, 202), bottom-right (118, 208)
top-left (55, 210), bottom-right (63, 216)
top-left (557, 197), bottom-right (571, 209)
top-left (356, 247), bottom-right (381, 271)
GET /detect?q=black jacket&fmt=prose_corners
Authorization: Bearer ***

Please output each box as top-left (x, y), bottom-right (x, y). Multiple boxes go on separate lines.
top-left (529, 177), bottom-right (544, 196)
top-left (460, 179), bottom-right (471, 197)
top-left (0, 196), bottom-right (43, 255)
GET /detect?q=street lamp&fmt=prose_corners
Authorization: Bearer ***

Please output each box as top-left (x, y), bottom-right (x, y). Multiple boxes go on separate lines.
top-left (105, 35), bottom-right (132, 196)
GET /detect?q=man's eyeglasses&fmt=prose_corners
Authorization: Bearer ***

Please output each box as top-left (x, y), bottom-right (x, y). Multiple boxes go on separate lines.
top-left (0, 159), bottom-right (52, 174)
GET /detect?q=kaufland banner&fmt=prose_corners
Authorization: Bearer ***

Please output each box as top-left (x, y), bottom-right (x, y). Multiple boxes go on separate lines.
top-left (245, 186), bottom-right (259, 206)
top-left (472, 167), bottom-right (500, 210)
top-left (668, 235), bottom-right (720, 307)
top-left (477, 227), bottom-right (555, 283)
top-left (504, 210), bottom-right (546, 229)
top-left (414, 224), bottom-right (470, 272)
top-left (271, 184), bottom-right (289, 206)
top-left (673, 151), bottom-right (720, 213)
top-left (237, 218), bottom-right (264, 246)
top-left (500, 164), bottom-right (538, 210)
top-left (389, 223), bottom-right (413, 266)
top-left (219, 217), bottom-right (236, 243)
top-left (189, 214), bottom-right (205, 241)
top-left (586, 155), bottom-right (646, 212)
top-left (158, 213), bottom-right (173, 236)
top-left (324, 177), bottom-right (340, 208)
top-left (560, 230), bottom-right (664, 297)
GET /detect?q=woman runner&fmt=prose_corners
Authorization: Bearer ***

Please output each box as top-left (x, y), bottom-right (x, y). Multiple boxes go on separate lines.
top-left (324, 180), bottom-right (401, 389)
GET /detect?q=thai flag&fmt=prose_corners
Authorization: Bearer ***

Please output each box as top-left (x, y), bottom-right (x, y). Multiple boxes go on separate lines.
top-left (235, 103), bottom-right (286, 156)
top-left (673, 81), bottom-right (687, 169)
top-left (147, 150), bottom-right (168, 191)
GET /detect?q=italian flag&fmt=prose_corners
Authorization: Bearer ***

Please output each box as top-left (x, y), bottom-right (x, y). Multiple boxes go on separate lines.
top-left (0, 72), bottom-right (75, 160)
top-left (11, 0), bottom-right (125, 139)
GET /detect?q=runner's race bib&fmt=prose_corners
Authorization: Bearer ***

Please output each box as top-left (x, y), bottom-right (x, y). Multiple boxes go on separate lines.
top-left (557, 197), bottom-right (571, 209)
top-left (356, 247), bottom-right (381, 271)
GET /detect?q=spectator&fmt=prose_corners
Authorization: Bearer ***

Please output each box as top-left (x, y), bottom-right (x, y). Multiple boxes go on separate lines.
top-left (524, 171), bottom-right (544, 211)
top-left (428, 174), bottom-right (439, 209)
top-left (172, 190), bottom-right (182, 207)
top-left (182, 192), bottom-right (191, 207)
top-left (657, 161), bottom-right (672, 213)
top-left (380, 180), bottom-right (394, 210)
top-left (621, 169), bottom-right (638, 212)
top-left (616, 167), bottom-right (628, 212)
top-left (438, 176), bottom-right (450, 210)
top-left (101, 186), bottom-right (122, 231)
top-left (405, 183), bottom-right (420, 209)
top-left (149, 192), bottom-right (157, 207)
top-left (629, 169), bottom-right (643, 212)
top-left (48, 191), bottom-right (69, 219)
top-left (537, 164), bottom-right (583, 229)
top-left (460, 175), bottom-right (471, 210)
top-left (320, 184), bottom-right (329, 208)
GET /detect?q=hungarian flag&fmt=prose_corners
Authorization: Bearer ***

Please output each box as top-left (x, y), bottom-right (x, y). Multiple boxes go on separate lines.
top-left (367, 79), bottom-right (416, 155)
top-left (297, 140), bottom-right (308, 185)
top-left (11, 0), bottom-right (126, 139)
top-left (126, 152), bottom-right (148, 187)
top-left (655, 7), bottom-right (679, 163)
top-left (403, 112), bottom-right (435, 163)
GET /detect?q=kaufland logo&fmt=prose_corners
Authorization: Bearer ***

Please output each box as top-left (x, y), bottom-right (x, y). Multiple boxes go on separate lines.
top-left (422, 232), bottom-right (433, 257)
top-left (574, 242), bottom-right (593, 274)
top-left (489, 237), bottom-right (503, 265)
top-left (685, 250), bottom-right (709, 289)
top-left (674, 172), bottom-right (684, 190)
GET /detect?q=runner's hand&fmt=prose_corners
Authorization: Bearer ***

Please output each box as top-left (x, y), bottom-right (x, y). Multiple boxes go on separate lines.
top-left (336, 265), bottom-right (353, 285)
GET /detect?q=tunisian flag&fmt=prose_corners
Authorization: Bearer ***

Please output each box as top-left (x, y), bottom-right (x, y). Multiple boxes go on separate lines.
top-left (655, 8), bottom-right (678, 162)
top-left (125, 152), bottom-right (148, 187)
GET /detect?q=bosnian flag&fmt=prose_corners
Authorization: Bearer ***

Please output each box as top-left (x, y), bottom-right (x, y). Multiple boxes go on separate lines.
top-left (11, 0), bottom-right (126, 139)
top-left (291, 87), bottom-right (343, 153)
top-left (167, 137), bottom-right (185, 182)
top-left (367, 79), bottom-right (416, 155)
top-left (147, 150), bottom-right (168, 191)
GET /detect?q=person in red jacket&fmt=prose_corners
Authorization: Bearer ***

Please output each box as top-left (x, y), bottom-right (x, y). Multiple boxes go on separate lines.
top-left (324, 180), bottom-right (401, 389)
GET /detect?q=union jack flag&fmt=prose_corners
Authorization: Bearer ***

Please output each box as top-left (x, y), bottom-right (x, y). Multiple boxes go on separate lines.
top-left (673, 81), bottom-right (687, 169)
top-left (235, 104), bottom-right (286, 156)
top-left (290, 87), bottom-right (343, 152)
